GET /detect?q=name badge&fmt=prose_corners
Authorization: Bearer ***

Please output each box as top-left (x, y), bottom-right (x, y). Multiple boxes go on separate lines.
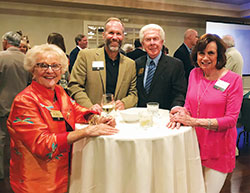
top-left (92, 61), bottom-right (104, 71)
top-left (214, 79), bottom-right (230, 92)
top-left (50, 110), bottom-right (64, 121)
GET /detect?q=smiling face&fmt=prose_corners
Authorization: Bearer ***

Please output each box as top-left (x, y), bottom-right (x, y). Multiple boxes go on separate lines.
top-left (197, 41), bottom-right (218, 73)
top-left (32, 53), bottom-right (62, 90)
top-left (103, 20), bottom-right (124, 52)
top-left (142, 29), bottom-right (164, 59)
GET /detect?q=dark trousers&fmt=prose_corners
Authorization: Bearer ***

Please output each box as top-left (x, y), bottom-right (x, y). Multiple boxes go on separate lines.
top-left (0, 115), bottom-right (10, 179)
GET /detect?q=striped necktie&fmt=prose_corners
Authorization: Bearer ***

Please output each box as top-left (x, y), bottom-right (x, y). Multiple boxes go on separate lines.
top-left (145, 60), bottom-right (156, 94)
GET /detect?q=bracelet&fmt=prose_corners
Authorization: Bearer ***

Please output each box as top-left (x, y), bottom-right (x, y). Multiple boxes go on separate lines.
top-left (88, 114), bottom-right (100, 125)
top-left (207, 119), bottom-right (211, 130)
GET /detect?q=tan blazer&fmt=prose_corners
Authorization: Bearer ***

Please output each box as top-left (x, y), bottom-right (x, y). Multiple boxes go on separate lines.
top-left (68, 47), bottom-right (138, 109)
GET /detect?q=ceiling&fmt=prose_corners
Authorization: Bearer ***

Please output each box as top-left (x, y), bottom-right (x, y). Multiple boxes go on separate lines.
top-left (202, 0), bottom-right (250, 5)
top-left (1, 0), bottom-right (250, 19)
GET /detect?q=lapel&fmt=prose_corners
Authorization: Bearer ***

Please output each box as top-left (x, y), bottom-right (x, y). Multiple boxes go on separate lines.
top-left (114, 53), bottom-right (126, 98)
top-left (137, 56), bottom-right (147, 95)
top-left (95, 47), bottom-right (106, 92)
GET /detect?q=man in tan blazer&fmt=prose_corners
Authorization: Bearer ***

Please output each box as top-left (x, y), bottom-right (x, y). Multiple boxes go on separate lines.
top-left (68, 17), bottom-right (137, 113)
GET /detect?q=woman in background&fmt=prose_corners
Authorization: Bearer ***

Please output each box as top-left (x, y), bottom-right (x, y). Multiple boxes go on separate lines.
top-left (47, 32), bottom-right (69, 89)
top-left (168, 34), bottom-right (243, 193)
top-left (7, 44), bottom-right (118, 192)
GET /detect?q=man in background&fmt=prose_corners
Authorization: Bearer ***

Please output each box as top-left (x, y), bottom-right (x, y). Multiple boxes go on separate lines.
top-left (0, 31), bottom-right (30, 179)
top-left (68, 17), bottom-right (137, 113)
top-left (127, 38), bottom-right (147, 60)
top-left (136, 24), bottom-right (186, 110)
top-left (222, 35), bottom-right (243, 76)
top-left (174, 29), bottom-right (198, 81)
top-left (69, 34), bottom-right (88, 73)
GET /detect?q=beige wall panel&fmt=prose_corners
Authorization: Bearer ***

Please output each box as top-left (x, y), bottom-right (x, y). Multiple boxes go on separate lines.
top-left (164, 26), bottom-right (205, 56)
top-left (0, 13), bottom-right (83, 54)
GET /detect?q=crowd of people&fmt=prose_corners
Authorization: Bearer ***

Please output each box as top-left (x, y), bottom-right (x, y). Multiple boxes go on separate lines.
top-left (0, 17), bottom-right (244, 193)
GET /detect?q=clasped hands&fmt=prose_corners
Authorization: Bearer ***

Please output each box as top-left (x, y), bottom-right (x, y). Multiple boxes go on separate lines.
top-left (86, 114), bottom-right (118, 136)
top-left (167, 107), bottom-right (193, 129)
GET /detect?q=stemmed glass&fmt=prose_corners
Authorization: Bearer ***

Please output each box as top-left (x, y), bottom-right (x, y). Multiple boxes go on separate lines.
top-left (101, 93), bottom-right (115, 116)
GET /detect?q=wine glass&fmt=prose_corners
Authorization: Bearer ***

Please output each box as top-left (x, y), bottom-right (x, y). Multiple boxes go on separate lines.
top-left (101, 93), bottom-right (115, 116)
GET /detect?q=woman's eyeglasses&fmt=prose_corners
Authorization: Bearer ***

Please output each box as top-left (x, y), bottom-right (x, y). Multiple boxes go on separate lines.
top-left (36, 63), bottom-right (61, 71)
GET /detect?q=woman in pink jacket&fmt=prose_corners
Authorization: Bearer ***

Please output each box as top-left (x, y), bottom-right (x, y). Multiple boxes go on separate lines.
top-left (168, 34), bottom-right (243, 193)
top-left (7, 44), bottom-right (118, 193)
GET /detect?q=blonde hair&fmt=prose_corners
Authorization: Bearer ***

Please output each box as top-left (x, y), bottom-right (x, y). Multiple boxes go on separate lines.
top-left (24, 44), bottom-right (68, 74)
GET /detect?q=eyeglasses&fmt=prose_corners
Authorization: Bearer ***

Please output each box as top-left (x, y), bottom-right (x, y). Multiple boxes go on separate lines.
top-left (36, 63), bottom-right (61, 71)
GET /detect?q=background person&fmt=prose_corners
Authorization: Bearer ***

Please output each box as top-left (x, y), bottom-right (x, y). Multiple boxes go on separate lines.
top-left (68, 17), bottom-right (137, 113)
top-left (69, 34), bottom-right (88, 73)
top-left (47, 32), bottom-right (70, 90)
top-left (136, 24), bottom-right (186, 110)
top-left (7, 44), bottom-right (118, 192)
top-left (122, 43), bottom-right (134, 53)
top-left (222, 34), bottom-right (243, 76)
top-left (19, 39), bottom-right (29, 54)
top-left (174, 29), bottom-right (198, 81)
top-left (168, 34), bottom-right (243, 193)
top-left (127, 38), bottom-right (147, 60)
top-left (0, 31), bottom-right (31, 179)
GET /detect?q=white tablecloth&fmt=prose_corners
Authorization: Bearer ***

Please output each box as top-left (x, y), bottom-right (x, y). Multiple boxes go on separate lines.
top-left (69, 108), bottom-right (205, 193)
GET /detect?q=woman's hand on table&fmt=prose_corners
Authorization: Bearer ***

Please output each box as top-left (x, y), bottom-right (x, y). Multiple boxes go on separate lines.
top-left (167, 121), bottom-right (182, 129)
top-left (167, 107), bottom-right (191, 129)
top-left (85, 124), bottom-right (119, 136)
top-left (168, 109), bottom-right (195, 129)
top-left (98, 115), bottom-right (116, 127)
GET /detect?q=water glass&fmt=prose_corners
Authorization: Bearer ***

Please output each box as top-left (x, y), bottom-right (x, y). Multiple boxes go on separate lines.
top-left (147, 102), bottom-right (159, 116)
top-left (139, 111), bottom-right (153, 128)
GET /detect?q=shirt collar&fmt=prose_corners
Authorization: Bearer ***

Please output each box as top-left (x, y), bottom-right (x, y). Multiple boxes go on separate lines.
top-left (147, 51), bottom-right (162, 66)
top-left (184, 43), bottom-right (192, 54)
top-left (77, 45), bottom-right (82, 50)
top-left (104, 49), bottom-right (120, 63)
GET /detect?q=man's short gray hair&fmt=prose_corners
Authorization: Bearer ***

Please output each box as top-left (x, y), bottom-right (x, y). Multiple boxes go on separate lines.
top-left (2, 31), bottom-right (21, 47)
top-left (222, 35), bottom-right (235, 48)
top-left (139, 24), bottom-right (165, 43)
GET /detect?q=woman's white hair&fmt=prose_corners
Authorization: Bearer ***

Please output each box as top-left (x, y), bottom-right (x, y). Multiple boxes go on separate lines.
top-left (139, 24), bottom-right (165, 43)
top-left (24, 43), bottom-right (68, 74)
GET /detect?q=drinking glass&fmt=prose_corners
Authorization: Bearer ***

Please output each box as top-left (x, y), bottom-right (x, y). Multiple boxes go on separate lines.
top-left (147, 102), bottom-right (159, 116)
top-left (101, 93), bottom-right (115, 116)
top-left (139, 111), bottom-right (153, 129)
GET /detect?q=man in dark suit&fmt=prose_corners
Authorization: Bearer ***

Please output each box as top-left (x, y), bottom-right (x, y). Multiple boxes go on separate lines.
top-left (174, 29), bottom-right (198, 81)
top-left (136, 24), bottom-right (187, 110)
top-left (69, 34), bottom-right (88, 73)
top-left (127, 38), bottom-right (146, 60)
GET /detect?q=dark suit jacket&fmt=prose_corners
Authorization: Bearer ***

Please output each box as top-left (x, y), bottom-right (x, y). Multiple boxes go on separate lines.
top-left (136, 54), bottom-right (187, 110)
top-left (69, 47), bottom-right (80, 73)
top-left (174, 43), bottom-right (194, 81)
top-left (127, 48), bottom-right (147, 60)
